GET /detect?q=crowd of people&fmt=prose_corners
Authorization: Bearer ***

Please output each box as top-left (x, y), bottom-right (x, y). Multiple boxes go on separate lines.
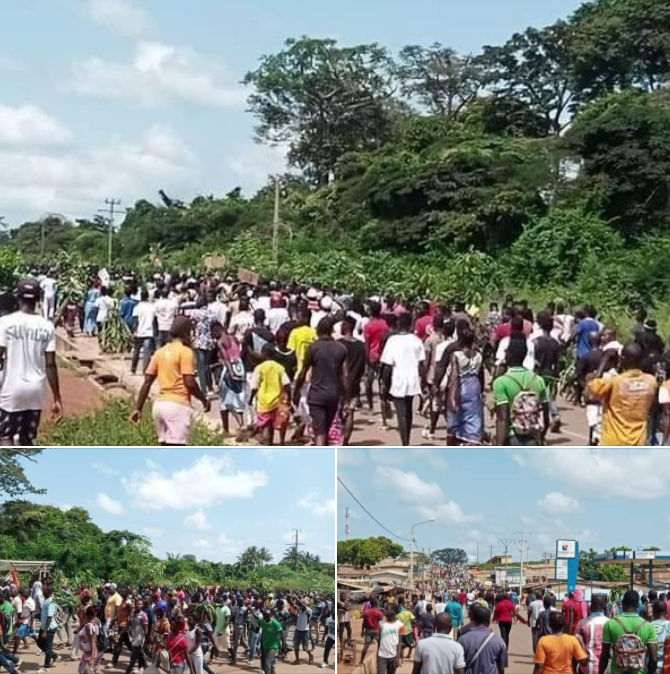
top-left (0, 576), bottom-right (335, 674)
top-left (342, 586), bottom-right (670, 674)
top-left (4, 264), bottom-right (670, 446)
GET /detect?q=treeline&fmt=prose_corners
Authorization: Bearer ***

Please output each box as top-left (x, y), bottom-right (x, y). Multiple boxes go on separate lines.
top-left (0, 501), bottom-right (333, 594)
top-left (4, 0), bottom-right (670, 316)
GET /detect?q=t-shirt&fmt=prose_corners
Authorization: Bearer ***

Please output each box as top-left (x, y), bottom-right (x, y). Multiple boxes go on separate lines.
top-left (145, 340), bottom-right (197, 406)
top-left (155, 298), bottom-right (179, 332)
top-left (577, 614), bottom-right (608, 674)
top-left (228, 310), bottom-right (254, 341)
top-left (533, 334), bottom-right (561, 378)
top-left (251, 360), bottom-right (289, 413)
top-left (415, 314), bottom-right (433, 341)
top-left (492, 366), bottom-right (549, 437)
top-left (364, 318), bottom-right (390, 364)
top-left (295, 606), bottom-right (311, 631)
top-left (414, 633), bottom-right (466, 674)
top-left (266, 307), bottom-right (290, 334)
top-left (129, 611), bottom-right (148, 647)
top-left (602, 613), bottom-right (658, 674)
top-left (95, 295), bottom-right (115, 323)
top-left (576, 318), bottom-right (601, 359)
top-left (651, 619), bottom-right (670, 670)
top-left (260, 618), bottom-right (282, 651)
top-left (419, 612), bottom-right (436, 635)
top-left (306, 338), bottom-right (347, 404)
top-left (588, 370), bottom-right (658, 445)
top-left (381, 333), bottom-right (425, 398)
top-left (493, 599), bottom-right (516, 623)
top-left (447, 601), bottom-right (463, 627)
top-left (132, 301), bottom-right (156, 338)
top-left (166, 632), bottom-right (188, 664)
top-left (0, 311), bottom-right (56, 412)
top-left (40, 598), bottom-right (59, 632)
top-left (40, 277), bottom-right (56, 298)
top-left (534, 633), bottom-right (587, 674)
top-left (529, 599), bottom-right (545, 626)
top-left (378, 618), bottom-right (406, 659)
top-left (287, 325), bottom-right (317, 376)
top-left (104, 592), bottom-right (122, 620)
top-left (397, 609), bottom-right (414, 635)
top-left (342, 339), bottom-right (366, 388)
top-left (362, 607), bottom-right (384, 632)
top-left (214, 605), bottom-right (230, 634)
top-left (458, 626), bottom-right (508, 674)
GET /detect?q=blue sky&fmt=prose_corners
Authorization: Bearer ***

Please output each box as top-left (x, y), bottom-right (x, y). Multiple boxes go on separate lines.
top-left (338, 448), bottom-right (670, 563)
top-left (14, 447), bottom-right (335, 563)
top-left (0, 0), bottom-right (583, 225)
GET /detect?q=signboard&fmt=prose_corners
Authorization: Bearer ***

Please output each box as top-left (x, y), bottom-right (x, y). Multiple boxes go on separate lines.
top-left (555, 559), bottom-right (568, 580)
top-left (202, 254), bottom-right (227, 270)
top-left (634, 551), bottom-right (656, 560)
top-left (237, 267), bottom-right (260, 286)
top-left (98, 268), bottom-right (110, 288)
top-left (556, 540), bottom-right (577, 559)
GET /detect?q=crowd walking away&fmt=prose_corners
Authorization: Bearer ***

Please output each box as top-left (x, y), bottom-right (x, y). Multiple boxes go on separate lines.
top-left (4, 264), bottom-right (670, 445)
top-left (0, 576), bottom-right (337, 674)
top-left (342, 583), bottom-right (670, 674)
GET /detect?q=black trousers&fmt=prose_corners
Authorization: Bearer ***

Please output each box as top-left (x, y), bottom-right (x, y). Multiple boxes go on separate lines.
top-left (499, 621), bottom-right (512, 649)
top-left (393, 395), bottom-right (414, 446)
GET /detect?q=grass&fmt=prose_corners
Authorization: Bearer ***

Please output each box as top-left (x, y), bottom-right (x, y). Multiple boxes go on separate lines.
top-left (38, 398), bottom-right (227, 446)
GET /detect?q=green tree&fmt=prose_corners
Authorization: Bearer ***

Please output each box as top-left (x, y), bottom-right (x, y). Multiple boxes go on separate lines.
top-left (237, 546), bottom-right (273, 570)
top-left (0, 450), bottom-right (44, 498)
top-left (483, 21), bottom-right (576, 136)
top-left (600, 564), bottom-right (628, 582)
top-left (244, 37), bottom-right (400, 185)
top-left (397, 44), bottom-right (487, 118)
top-left (432, 548), bottom-right (468, 565)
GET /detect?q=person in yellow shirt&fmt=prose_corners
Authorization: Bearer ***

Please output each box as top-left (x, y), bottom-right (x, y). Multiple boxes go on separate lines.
top-left (588, 343), bottom-right (657, 446)
top-left (287, 307), bottom-right (317, 378)
top-left (534, 612), bottom-right (587, 674)
top-left (250, 344), bottom-right (291, 445)
top-left (131, 316), bottom-right (210, 445)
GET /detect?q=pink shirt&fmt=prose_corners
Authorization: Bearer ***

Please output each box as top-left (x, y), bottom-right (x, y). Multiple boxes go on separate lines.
top-left (577, 615), bottom-right (608, 674)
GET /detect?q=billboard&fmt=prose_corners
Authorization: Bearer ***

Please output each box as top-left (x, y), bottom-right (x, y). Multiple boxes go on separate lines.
top-left (555, 558), bottom-right (568, 580)
top-left (556, 540), bottom-right (577, 559)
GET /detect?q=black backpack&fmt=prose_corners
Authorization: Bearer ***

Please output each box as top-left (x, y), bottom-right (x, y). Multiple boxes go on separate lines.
top-left (97, 628), bottom-right (109, 653)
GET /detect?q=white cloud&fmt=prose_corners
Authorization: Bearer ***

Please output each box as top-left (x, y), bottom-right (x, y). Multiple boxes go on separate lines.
top-left (96, 492), bottom-right (124, 515)
top-left (0, 123), bottom-right (197, 223)
top-left (123, 454), bottom-right (268, 510)
top-left (510, 452), bottom-right (526, 467)
top-left (226, 143), bottom-right (289, 191)
top-left (84, 0), bottom-right (152, 38)
top-left (69, 41), bottom-right (245, 109)
top-left (538, 491), bottom-right (580, 514)
top-left (526, 448), bottom-right (670, 501)
top-left (0, 104), bottom-right (72, 146)
top-left (337, 449), bottom-right (363, 467)
top-left (417, 501), bottom-right (482, 525)
top-left (376, 467), bottom-right (443, 503)
top-left (184, 509), bottom-right (210, 531)
top-left (60, 504), bottom-right (72, 512)
top-left (298, 492), bottom-right (335, 516)
top-left (92, 462), bottom-right (119, 476)
top-left (193, 538), bottom-right (212, 550)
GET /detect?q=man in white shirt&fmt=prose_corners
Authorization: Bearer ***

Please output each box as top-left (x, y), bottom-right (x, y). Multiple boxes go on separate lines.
top-left (228, 298), bottom-right (254, 340)
top-left (412, 613), bottom-right (465, 674)
top-left (0, 278), bottom-right (63, 445)
top-left (154, 288), bottom-right (179, 346)
top-left (131, 288), bottom-right (156, 375)
top-left (94, 287), bottom-right (115, 331)
top-left (529, 594), bottom-right (545, 652)
top-left (380, 312), bottom-right (426, 446)
top-left (266, 295), bottom-right (290, 334)
top-left (39, 272), bottom-right (57, 321)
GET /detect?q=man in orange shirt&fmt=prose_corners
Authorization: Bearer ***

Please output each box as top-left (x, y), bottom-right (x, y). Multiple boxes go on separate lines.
top-left (588, 343), bottom-right (657, 446)
top-left (534, 612), bottom-right (587, 674)
top-left (131, 316), bottom-right (210, 445)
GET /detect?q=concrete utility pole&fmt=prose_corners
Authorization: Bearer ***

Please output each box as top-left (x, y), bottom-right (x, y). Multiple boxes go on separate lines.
top-left (292, 528), bottom-right (303, 571)
top-left (272, 176), bottom-right (280, 263)
top-left (498, 538), bottom-right (515, 588)
top-left (98, 198), bottom-right (121, 268)
top-left (410, 518), bottom-right (435, 588)
top-left (344, 507), bottom-right (350, 540)
top-left (516, 531), bottom-right (530, 596)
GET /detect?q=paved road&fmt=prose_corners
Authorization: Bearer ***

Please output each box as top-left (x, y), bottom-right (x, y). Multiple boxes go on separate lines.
top-left (341, 616), bottom-right (537, 673)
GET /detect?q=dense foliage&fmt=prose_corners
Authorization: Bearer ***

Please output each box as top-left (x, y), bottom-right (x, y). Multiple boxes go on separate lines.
top-left (4, 0), bottom-right (670, 322)
top-left (337, 536), bottom-right (405, 568)
top-left (0, 501), bottom-right (333, 594)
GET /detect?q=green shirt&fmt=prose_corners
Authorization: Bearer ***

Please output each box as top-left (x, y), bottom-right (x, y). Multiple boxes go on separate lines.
top-left (260, 618), bottom-right (282, 651)
top-left (1, 601), bottom-right (13, 636)
top-left (492, 366), bottom-right (548, 436)
top-left (602, 613), bottom-right (658, 674)
top-left (214, 605), bottom-right (230, 634)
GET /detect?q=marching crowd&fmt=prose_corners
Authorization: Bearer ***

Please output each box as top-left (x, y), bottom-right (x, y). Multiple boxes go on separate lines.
top-left (0, 577), bottom-right (335, 674)
top-left (2, 264), bottom-right (670, 446)
top-left (342, 587), bottom-right (670, 674)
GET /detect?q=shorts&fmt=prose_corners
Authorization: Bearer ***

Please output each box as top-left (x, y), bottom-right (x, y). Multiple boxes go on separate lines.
top-left (212, 631), bottom-right (230, 652)
top-left (255, 409), bottom-right (284, 431)
top-left (16, 623), bottom-right (36, 639)
top-left (309, 399), bottom-right (339, 436)
top-left (293, 630), bottom-right (311, 651)
top-left (364, 628), bottom-right (380, 644)
top-left (0, 408), bottom-right (41, 444)
top-left (402, 634), bottom-right (415, 647)
top-left (152, 400), bottom-right (192, 445)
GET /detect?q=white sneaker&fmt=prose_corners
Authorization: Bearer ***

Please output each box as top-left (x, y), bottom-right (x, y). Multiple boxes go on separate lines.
top-left (15, 659), bottom-right (22, 671)
top-left (320, 664), bottom-right (329, 669)
top-left (37, 669), bottom-right (47, 674)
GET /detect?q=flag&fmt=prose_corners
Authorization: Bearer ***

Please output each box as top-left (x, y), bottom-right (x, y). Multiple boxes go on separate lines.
top-left (4, 568), bottom-right (19, 588)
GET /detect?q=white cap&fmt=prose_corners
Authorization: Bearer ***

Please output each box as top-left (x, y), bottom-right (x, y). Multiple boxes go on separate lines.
top-left (320, 296), bottom-right (333, 311)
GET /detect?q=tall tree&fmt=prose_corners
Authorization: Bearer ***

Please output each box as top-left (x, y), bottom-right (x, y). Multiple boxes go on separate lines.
top-left (244, 37), bottom-right (400, 185)
top-left (237, 546), bottom-right (273, 570)
top-left (432, 548), bottom-right (468, 565)
top-left (396, 43), bottom-right (488, 118)
top-left (0, 449), bottom-right (44, 498)
top-left (483, 21), bottom-right (576, 136)
top-left (570, 0), bottom-right (670, 102)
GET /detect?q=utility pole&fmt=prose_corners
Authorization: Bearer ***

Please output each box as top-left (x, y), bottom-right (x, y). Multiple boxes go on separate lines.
top-left (476, 543), bottom-right (479, 566)
top-left (516, 531), bottom-right (530, 597)
top-left (489, 545), bottom-right (494, 562)
top-left (98, 198), bottom-right (121, 269)
top-left (292, 528), bottom-right (303, 571)
top-left (543, 552), bottom-right (553, 584)
top-left (344, 507), bottom-right (350, 540)
top-left (498, 538), bottom-right (515, 589)
top-left (272, 176), bottom-right (280, 264)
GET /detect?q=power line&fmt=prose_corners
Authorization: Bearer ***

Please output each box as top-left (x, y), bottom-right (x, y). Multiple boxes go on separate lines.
top-left (337, 476), bottom-right (411, 542)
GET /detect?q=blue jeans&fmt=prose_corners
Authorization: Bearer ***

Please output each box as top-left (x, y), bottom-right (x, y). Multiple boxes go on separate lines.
top-left (37, 629), bottom-right (56, 667)
top-left (248, 630), bottom-right (260, 661)
top-left (0, 650), bottom-right (19, 674)
top-left (195, 348), bottom-right (211, 393)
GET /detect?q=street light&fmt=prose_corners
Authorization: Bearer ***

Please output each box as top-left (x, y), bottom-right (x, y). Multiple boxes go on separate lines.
top-left (409, 518), bottom-right (436, 588)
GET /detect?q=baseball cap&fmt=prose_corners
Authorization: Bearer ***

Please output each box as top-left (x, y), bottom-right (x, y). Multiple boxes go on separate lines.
top-left (17, 278), bottom-right (39, 300)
